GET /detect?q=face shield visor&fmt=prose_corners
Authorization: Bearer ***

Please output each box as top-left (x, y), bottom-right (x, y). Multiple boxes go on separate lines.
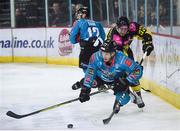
top-left (116, 25), bottom-right (129, 36)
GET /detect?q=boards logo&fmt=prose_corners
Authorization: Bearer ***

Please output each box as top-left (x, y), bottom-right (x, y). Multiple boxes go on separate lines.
top-left (58, 29), bottom-right (73, 56)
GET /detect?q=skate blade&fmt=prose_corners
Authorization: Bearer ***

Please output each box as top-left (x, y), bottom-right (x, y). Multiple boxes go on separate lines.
top-left (139, 108), bottom-right (144, 112)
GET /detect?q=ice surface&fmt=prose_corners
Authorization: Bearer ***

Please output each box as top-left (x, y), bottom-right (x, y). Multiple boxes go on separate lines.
top-left (0, 63), bottom-right (180, 130)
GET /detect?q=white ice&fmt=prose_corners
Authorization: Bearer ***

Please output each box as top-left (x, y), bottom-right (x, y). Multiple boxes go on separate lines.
top-left (0, 63), bottom-right (180, 130)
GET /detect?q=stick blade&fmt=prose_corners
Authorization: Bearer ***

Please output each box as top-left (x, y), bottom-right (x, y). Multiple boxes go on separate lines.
top-left (6, 111), bottom-right (23, 119)
top-left (142, 87), bottom-right (151, 92)
top-left (103, 118), bottom-right (111, 125)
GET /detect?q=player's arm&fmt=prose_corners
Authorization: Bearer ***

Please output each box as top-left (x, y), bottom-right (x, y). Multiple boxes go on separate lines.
top-left (98, 23), bottom-right (106, 41)
top-left (79, 54), bottom-right (97, 103)
top-left (125, 58), bottom-right (143, 85)
top-left (129, 22), bottom-right (154, 56)
top-left (69, 20), bottom-right (80, 44)
top-left (106, 28), bottom-right (113, 40)
top-left (113, 55), bottom-right (143, 94)
top-left (83, 54), bottom-right (97, 88)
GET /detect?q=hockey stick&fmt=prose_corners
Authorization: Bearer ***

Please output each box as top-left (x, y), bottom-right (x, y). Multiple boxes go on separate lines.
top-left (103, 88), bottom-right (129, 125)
top-left (141, 87), bottom-right (151, 92)
top-left (139, 51), bottom-right (147, 65)
top-left (6, 88), bottom-right (110, 119)
top-left (103, 103), bottom-right (119, 124)
top-left (102, 52), bottom-right (148, 125)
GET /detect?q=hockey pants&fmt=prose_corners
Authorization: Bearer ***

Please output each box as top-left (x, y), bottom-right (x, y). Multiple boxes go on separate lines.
top-left (115, 91), bottom-right (130, 106)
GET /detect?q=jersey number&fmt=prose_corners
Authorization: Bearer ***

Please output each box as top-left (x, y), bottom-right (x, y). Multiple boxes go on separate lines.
top-left (88, 27), bottom-right (100, 37)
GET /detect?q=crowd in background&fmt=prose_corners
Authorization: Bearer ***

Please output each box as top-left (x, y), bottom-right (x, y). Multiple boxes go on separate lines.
top-left (0, 0), bottom-right (179, 28)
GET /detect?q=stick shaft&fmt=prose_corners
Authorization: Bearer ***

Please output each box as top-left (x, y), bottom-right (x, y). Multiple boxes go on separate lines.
top-left (7, 89), bottom-right (109, 119)
top-left (103, 109), bottom-right (116, 124)
top-left (140, 51), bottom-right (147, 65)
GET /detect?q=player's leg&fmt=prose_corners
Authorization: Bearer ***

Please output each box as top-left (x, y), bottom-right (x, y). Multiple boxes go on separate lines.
top-left (72, 41), bottom-right (90, 90)
top-left (127, 48), bottom-right (145, 108)
top-left (131, 83), bottom-right (145, 108)
top-left (112, 80), bottom-right (130, 114)
top-left (113, 100), bottom-right (121, 114)
top-left (72, 41), bottom-right (100, 90)
top-left (113, 90), bottom-right (130, 114)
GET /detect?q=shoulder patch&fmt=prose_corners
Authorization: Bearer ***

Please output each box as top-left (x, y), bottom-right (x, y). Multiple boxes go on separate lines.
top-left (125, 59), bottom-right (132, 67)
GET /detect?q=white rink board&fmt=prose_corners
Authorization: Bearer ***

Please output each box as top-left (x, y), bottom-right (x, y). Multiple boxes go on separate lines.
top-left (166, 38), bottom-right (180, 93)
top-left (0, 29), bottom-right (12, 56)
top-left (131, 35), bottom-right (180, 94)
top-left (12, 28), bottom-right (46, 56)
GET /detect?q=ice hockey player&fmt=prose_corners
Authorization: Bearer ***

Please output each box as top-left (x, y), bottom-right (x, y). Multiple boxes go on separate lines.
top-left (106, 16), bottom-right (154, 108)
top-left (79, 40), bottom-right (143, 113)
top-left (70, 7), bottom-right (105, 90)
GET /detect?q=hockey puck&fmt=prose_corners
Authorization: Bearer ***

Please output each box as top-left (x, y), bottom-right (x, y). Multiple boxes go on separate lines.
top-left (67, 124), bottom-right (73, 128)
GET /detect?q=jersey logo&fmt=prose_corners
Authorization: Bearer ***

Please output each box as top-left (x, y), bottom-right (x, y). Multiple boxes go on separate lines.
top-left (88, 68), bottom-right (94, 75)
top-left (125, 59), bottom-right (132, 67)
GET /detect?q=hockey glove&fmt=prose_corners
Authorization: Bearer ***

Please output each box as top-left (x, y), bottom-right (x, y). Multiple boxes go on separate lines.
top-left (89, 36), bottom-right (97, 44)
top-left (79, 87), bottom-right (91, 103)
top-left (136, 61), bottom-right (143, 70)
top-left (113, 78), bottom-right (129, 95)
top-left (142, 41), bottom-right (154, 56)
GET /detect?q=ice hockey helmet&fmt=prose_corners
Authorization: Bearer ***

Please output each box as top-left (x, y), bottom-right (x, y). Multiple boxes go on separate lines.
top-left (77, 7), bottom-right (89, 17)
top-left (101, 40), bottom-right (117, 53)
top-left (116, 16), bottom-right (129, 27)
